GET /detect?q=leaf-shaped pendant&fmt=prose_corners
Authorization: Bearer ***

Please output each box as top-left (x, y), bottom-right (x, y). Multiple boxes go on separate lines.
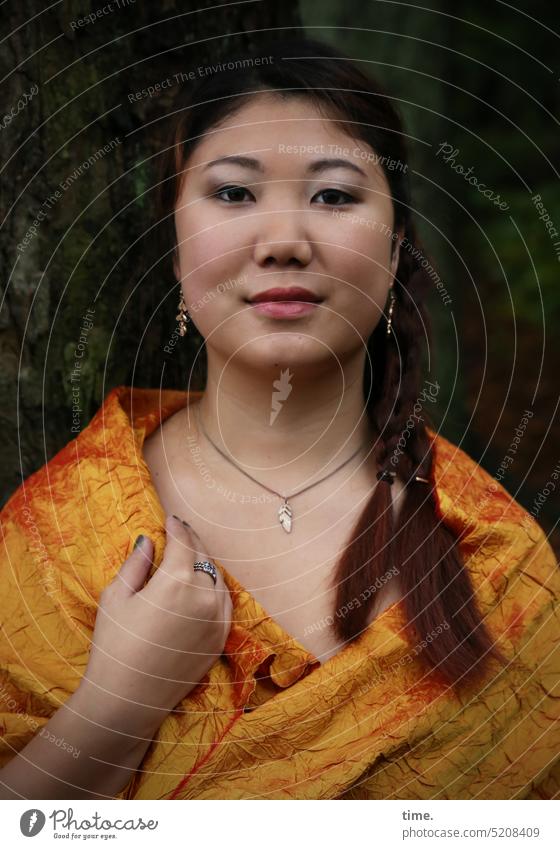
top-left (278, 500), bottom-right (292, 533)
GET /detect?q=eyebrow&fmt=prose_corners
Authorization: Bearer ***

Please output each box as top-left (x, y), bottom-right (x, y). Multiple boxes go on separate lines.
top-left (203, 155), bottom-right (369, 178)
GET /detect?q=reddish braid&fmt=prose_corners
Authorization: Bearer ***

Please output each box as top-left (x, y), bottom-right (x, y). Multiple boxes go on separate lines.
top-left (331, 217), bottom-right (508, 694)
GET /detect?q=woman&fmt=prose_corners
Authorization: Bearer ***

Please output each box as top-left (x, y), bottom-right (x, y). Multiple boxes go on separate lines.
top-left (1, 37), bottom-right (559, 800)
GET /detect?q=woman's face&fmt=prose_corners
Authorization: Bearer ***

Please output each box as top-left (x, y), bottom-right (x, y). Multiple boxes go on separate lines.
top-left (173, 93), bottom-right (402, 371)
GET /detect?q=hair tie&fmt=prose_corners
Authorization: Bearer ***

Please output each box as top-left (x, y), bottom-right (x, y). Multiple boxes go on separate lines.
top-left (376, 469), bottom-right (396, 484)
top-left (376, 469), bottom-right (431, 485)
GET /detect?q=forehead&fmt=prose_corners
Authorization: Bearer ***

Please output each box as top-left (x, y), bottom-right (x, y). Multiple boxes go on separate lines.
top-left (183, 93), bottom-right (387, 183)
top-left (206, 94), bottom-right (348, 142)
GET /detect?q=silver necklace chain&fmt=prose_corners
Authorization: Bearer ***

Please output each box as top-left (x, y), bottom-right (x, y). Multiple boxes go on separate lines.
top-left (194, 404), bottom-right (368, 533)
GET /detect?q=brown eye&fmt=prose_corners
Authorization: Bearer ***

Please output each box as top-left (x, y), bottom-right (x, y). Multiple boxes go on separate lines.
top-left (212, 185), bottom-right (254, 203)
top-left (314, 189), bottom-right (356, 206)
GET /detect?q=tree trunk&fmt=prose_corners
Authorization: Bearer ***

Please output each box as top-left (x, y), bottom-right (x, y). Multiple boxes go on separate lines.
top-left (0, 0), bottom-right (302, 504)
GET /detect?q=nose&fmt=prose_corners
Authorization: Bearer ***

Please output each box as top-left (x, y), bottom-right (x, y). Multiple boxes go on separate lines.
top-left (253, 209), bottom-right (313, 269)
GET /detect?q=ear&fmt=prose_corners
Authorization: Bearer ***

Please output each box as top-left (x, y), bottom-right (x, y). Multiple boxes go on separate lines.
top-left (390, 228), bottom-right (404, 278)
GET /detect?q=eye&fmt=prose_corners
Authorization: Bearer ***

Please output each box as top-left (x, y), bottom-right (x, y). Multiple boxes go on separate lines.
top-left (212, 185), bottom-right (255, 203)
top-left (210, 185), bottom-right (357, 206)
top-left (313, 188), bottom-right (357, 206)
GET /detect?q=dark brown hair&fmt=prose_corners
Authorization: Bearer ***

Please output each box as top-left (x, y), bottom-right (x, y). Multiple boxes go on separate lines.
top-left (155, 36), bottom-right (508, 695)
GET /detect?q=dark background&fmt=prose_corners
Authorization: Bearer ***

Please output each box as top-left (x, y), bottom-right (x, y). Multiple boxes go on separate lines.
top-left (1, 0), bottom-right (558, 554)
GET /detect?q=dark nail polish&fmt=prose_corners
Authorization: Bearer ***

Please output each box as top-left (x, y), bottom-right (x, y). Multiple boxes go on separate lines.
top-left (133, 534), bottom-right (145, 549)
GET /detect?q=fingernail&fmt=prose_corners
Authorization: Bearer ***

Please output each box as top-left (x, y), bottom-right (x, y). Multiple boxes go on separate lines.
top-left (172, 514), bottom-right (190, 528)
top-left (133, 534), bottom-right (145, 550)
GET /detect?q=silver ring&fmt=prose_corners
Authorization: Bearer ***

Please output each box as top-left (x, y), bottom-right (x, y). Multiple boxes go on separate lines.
top-left (193, 560), bottom-right (218, 584)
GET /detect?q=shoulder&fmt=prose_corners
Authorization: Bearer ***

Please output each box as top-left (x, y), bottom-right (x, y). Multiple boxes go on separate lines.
top-left (428, 428), bottom-right (560, 653)
top-left (0, 385), bottom-right (144, 584)
top-left (143, 398), bottom-right (201, 482)
top-left (428, 426), bottom-right (538, 531)
top-left (1, 385), bottom-right (127, 518)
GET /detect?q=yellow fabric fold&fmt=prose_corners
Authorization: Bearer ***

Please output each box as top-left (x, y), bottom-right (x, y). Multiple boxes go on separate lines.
top-left (1, 384), bottom-right (559, 799)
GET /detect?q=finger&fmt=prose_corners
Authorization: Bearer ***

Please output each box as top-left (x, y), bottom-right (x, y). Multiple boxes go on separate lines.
top-left (173, 519), bottom-right (226, 591)
top-left (111, 534), bottom-right (154, 596)
top-left (171, 513), bottom-right (206, 549)
top-left (146, 515), bottom-right (206, 591)
top-left (171, 518), bottom-right (229, 595)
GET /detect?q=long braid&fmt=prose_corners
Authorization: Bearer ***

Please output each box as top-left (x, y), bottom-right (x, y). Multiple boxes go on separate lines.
top-left (331, 221), bottom-right (509, 694)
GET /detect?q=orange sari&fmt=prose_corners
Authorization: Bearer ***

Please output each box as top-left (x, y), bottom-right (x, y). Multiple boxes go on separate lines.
top-left (1, 385), bottom-right (559, 799)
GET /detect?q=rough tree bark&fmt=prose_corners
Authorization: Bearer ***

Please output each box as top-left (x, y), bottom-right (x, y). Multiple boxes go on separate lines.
top-left (0, 0), bottom-right (302, 504)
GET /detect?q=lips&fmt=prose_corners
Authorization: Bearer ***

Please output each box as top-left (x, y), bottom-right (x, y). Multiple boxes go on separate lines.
top-left (247, 287), bottom-right (323, 304)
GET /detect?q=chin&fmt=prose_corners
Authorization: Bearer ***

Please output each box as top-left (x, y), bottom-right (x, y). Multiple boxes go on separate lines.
top-left (237, 336), bottom-right (332, 368)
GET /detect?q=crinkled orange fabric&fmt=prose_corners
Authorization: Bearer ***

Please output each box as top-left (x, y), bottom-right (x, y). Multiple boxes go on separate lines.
top-left (1, 385), bottom-right (559, 799)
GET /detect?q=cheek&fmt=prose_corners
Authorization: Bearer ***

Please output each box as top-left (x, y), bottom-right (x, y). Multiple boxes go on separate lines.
top-left (174, 213), bottom-right (244, 335)
top-left (326, 222), bottom-right (393, 294)
top-left (175, 208), bottom-right (242, 288)
top-left (322, 223), bottom-right (394, 339)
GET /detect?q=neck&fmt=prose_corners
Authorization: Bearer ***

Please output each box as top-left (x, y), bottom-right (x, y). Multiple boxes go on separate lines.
top-left (190, 350), bottom-right (379, 494)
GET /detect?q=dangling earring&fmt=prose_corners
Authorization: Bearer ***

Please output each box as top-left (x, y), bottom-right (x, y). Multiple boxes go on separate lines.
top-left (386, 287), bottom-right (396, 337)
top-left (176, 292), bottom-right (189, 337)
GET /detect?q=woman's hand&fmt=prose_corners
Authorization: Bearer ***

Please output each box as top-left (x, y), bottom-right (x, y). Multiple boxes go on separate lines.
top-left (0, 516), bottom-right (231, 800)
top-left (75, 515), bottom-right (233, 743)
